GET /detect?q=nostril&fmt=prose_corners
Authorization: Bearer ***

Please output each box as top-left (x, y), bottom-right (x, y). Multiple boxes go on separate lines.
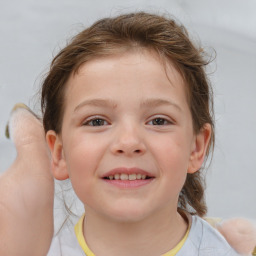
top-left (115, 149), bottom-right (142, 154)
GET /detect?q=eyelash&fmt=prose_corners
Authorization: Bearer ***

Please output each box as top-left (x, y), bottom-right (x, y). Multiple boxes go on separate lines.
top-left (83, 116), bottom-right (173, 127)
top-left (83, 117), bottom-right (109, 126)
top-left (147, 117), bottom-right (173, 126)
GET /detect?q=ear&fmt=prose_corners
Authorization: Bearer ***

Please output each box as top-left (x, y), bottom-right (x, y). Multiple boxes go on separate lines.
top-left (46, 130), bottom-right (69, 180)
top-left (188, 123), bottom-right (212, 174)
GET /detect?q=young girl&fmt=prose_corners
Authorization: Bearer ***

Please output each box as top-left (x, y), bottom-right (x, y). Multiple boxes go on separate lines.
top-left (1, 12), bottom-right (241, 256)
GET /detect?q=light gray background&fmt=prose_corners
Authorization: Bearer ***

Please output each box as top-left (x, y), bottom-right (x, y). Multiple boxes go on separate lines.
top-left (0, 0), bottom-right (255, 218)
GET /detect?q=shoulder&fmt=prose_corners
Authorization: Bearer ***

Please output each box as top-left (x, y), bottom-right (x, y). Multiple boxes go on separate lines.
top-left (177, 215), bottom-right (241, 256)
top-left (47, 225), bottom-right (85, 256)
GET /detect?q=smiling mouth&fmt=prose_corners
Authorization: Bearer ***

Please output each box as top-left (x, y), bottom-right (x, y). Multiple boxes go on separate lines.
top-left (103, 173), bottom-right (152, 180)
top-left (102, 167), bottom-right (155, 188)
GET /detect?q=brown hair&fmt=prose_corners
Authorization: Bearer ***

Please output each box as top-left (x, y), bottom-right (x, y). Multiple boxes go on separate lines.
top-left (41, 12), bottom-right (215, 217)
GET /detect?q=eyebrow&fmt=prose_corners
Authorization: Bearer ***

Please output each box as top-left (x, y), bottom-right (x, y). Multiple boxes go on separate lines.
top-left (74, 98), bottom-right (182, 112)
top-left (140, 98), bottom-right (182, 112)
top-left (74, 99), bottom-right (118, 112)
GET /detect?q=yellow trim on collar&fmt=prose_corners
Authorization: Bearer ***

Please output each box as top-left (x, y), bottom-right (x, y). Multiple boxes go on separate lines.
top-left (162, 226), bottom-right (190, 256)
top-left (74, 214), bottom-right (95, 256)
top-left (74, 214), bottom-right (190, 256)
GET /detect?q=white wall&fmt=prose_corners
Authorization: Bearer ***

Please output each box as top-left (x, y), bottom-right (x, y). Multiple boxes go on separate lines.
top-left (0, 0), bottom-right (255, 218)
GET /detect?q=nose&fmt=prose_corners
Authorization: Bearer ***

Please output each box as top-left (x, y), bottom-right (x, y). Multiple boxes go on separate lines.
top-left (110, 123), bottom-right (146, 157)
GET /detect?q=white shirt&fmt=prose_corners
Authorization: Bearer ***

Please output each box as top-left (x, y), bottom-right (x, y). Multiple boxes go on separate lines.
top-left (47, 215), bottom-right (241, 256)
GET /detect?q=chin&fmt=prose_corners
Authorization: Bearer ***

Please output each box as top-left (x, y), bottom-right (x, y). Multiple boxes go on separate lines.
top-left (103, 203), bottom-right (151, 223)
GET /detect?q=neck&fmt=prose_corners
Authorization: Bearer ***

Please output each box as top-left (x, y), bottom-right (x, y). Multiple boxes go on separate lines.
top-left (83, 206), bottom-right (188, 256)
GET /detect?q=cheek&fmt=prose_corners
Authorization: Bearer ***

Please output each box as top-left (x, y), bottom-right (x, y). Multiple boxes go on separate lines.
top-left (151, 133), bottom-right (191, 168)
top-left (64, 133), bottom-right (103, 170)
top-left (149, 133), bottom-right (191, 188)
top-left (63, 135), bottom-right (105, 198)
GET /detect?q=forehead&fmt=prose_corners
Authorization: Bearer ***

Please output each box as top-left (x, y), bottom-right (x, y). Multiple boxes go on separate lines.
top-left (64, 49), bottom-right (188, 107)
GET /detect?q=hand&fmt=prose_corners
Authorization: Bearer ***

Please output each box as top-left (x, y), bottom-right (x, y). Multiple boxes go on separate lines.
top-left (217, 218), bottom-right (256, 256)
top-left (0, 104), bottom-right (54, 256)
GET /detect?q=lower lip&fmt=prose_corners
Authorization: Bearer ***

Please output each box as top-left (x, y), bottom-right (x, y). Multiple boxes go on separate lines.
top-left (102, 179), bottom-right (154, 188)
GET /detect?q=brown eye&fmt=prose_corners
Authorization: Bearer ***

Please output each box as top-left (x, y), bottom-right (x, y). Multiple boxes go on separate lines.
top-left (150, 118), bottom-right (170, 125)
top-left (84, 118), bottom-right (108, 126)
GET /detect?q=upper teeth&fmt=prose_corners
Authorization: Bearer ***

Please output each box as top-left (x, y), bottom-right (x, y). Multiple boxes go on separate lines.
top-left (108, 174), bottom-right (147, 180)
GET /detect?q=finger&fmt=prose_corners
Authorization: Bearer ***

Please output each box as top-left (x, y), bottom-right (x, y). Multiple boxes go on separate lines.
top-left (6, 103), bottom-right (45, 149)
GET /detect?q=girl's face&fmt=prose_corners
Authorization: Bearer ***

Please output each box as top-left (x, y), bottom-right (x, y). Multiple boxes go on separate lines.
top-left (47, 49), bottom-right (210, 222)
